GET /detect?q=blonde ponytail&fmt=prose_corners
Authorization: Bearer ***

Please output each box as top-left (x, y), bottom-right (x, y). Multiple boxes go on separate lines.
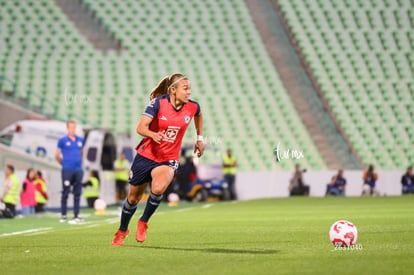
top-left (149, 73), bottom-right (188, 100)
top-left (149, 75), bottom-right (169, 100)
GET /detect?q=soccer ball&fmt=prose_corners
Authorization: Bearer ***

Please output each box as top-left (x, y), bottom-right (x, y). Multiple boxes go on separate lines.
top-left (329, 220), bottom-right (358, 247)
top-left (168, 193), bottom-right (180, 203)
top-left (168, 193), bottom-right (180, 206)
top-left (94, 198), bottom-right (107, 211)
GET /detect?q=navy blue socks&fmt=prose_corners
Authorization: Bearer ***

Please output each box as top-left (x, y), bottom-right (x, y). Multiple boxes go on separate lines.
top-left (140, 192), bottom-right (163, 223)
top-left (119, 199), bottom-right (138, 231)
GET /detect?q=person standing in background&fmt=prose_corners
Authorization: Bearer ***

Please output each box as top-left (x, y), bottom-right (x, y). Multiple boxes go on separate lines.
top-left (20, 168), bottom-right (37, 216)
top-left (0, 165), bottom-right (20, 218)
top-left (222, 149), bottom-right (237, 200)
top-left (114, 152), bottom-right (130, 204)
top-left (55, 120), bottom-right (84, 224)
top-left (83, 170), bottom-right (100, 208)
top-left (34, 171), bottom-right (48, 213)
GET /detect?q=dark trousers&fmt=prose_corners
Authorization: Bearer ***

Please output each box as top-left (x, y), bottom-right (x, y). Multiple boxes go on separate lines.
top-left (115, 179), bottom-right (128, 201)
top-left (35, 203), bottom-right (46, 213)
top-left (290, 180), bottom-right (310, 196)
top-left (224, 174), bottom-right (237, 200)
top-left (0, 203), bottom-right (16, 218)
top-left (61, 170), bottom-right (84, 218)
top-left (86, 197), bottom-right (98, 208)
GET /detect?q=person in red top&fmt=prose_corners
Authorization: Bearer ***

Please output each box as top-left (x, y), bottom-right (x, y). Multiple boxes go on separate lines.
top-left (112, 73), bottom-right (204, 246)
top-left (20, 168), bottom-right (37, 216)
top-left (34, 171), bottom-right (48, 213)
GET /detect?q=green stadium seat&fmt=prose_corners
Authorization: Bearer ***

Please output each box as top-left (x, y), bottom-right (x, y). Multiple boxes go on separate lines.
top-left (0, 0), bottom-right (333, 170)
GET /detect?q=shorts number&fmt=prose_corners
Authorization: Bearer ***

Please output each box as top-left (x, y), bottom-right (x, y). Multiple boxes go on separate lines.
top-left (168, 160), bottom-right (179, 170)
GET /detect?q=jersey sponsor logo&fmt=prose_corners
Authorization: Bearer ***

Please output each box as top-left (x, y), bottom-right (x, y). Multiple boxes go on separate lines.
top-left (160, 115), bottom-right (168, 120)
top-left (66, 141), bottom-right (71, 146)
top-left (184, 115), bottom-right (191, 124)
top-left (164, 126), bottom-right (180, 143)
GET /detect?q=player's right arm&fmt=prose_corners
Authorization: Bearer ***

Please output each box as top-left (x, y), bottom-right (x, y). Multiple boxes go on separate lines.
top-left (55, 138), bottom-right (63, 165)
top-left (55, 149), bottom-right (62, 165)
top-left (136, 115), bottom-right (164, 144)
top-left (138, 97), bottom-right (165, 144)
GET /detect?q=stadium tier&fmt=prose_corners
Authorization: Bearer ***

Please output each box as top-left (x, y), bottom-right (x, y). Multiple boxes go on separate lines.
top-left (0, 0), bottom-right (326, 170)
top-left (277, 0), bottom-right (414, 169)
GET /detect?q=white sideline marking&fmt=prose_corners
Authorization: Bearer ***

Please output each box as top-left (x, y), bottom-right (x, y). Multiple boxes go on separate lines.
top-left (0, 227), bottom-right (53, 237)
top-left (84, 224), bottom-right (99, 228)
top-left (176, 207), bottom-right (196, 212)
top-left (25, 230), bottom-right (52, 236)
top-left (202, 204), bottom-right (213, 209)
top-left (104, 218), bottom-right (120, 224)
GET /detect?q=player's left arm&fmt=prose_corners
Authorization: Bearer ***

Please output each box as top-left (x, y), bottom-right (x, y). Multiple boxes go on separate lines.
top-left (80, 137), bottom-right (84, 166)
top-left (1, 181), bottom-right (11, 201)
top-left (194, 113), bottom-right (204, 157)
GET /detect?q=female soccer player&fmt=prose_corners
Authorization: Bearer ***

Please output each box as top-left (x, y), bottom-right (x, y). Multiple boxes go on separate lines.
top-left (112, 73), bottom-right (204, 246)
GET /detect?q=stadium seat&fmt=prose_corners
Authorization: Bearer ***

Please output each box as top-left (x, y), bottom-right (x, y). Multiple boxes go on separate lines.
top-left (0, 0), bottom-right (332, 170)
top-left (277, 0), bottom-right (414, 169)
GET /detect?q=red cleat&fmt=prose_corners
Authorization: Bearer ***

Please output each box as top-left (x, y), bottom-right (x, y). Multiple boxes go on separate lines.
top-left (111, 229), bottom-right (130, 246)
top-left (136, 220), bottom-right (148, 242)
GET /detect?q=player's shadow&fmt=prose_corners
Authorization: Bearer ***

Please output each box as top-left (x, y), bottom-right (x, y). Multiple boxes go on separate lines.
top-left (133, 245), bottom-right (279, 255)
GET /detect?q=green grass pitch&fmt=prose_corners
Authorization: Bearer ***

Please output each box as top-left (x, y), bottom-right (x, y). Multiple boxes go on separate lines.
top-left (1, 196), bottom-right (413, 274)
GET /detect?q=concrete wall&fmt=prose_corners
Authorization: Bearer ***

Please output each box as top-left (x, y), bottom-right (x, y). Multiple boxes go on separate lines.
top-left (0, 99), bottom-right (46, 130)
top-left (235, 170), bottom-right (404, 200)
top-left (0, 169), bottom-right (405, 212)
top-left (0, 170), bottom-right (117, 211)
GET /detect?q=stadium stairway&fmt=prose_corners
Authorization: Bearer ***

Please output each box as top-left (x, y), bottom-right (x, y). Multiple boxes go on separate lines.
top-left (54, 0), bottom-right (121, 52)
top-left (245, 0), bottom-right (361, 169)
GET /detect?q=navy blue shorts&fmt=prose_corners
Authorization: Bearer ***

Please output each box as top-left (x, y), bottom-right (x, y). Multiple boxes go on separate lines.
top-left (128, 154), bottom-right (179, 186)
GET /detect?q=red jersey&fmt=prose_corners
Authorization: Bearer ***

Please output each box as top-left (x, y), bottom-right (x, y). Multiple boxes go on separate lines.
top-left (136, 94), bottom-right (201, 162)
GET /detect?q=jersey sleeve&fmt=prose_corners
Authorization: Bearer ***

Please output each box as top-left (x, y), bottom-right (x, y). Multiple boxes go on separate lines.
top-left (57, 137), bottom-right (63, 150)
top-left (194, 102), bottom-right (201, 116)
top-left (143, 97), bottom-right (160, 119)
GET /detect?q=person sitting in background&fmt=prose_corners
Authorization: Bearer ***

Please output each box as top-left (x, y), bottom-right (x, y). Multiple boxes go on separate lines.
top-left (0, 165), bottom-right (20, 218)
top-left (401, 166), bottom-right (414, 194)
top-left (362, 164), bottom-right (380, 196)
top-left (20, 168), bottom-right (37, 216)
top-left (114, 152), bottom-right (130, 204)
top-left (34, 171), bottom-right (48, 213)
top-left (289, 164), bottom-right (309, 196)
top-left (83, 170), bottom-right (100, 208)
top-left (326, 170), bottom-right (347, 196)
top-left (172, 155), bottom-right (198, 200)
